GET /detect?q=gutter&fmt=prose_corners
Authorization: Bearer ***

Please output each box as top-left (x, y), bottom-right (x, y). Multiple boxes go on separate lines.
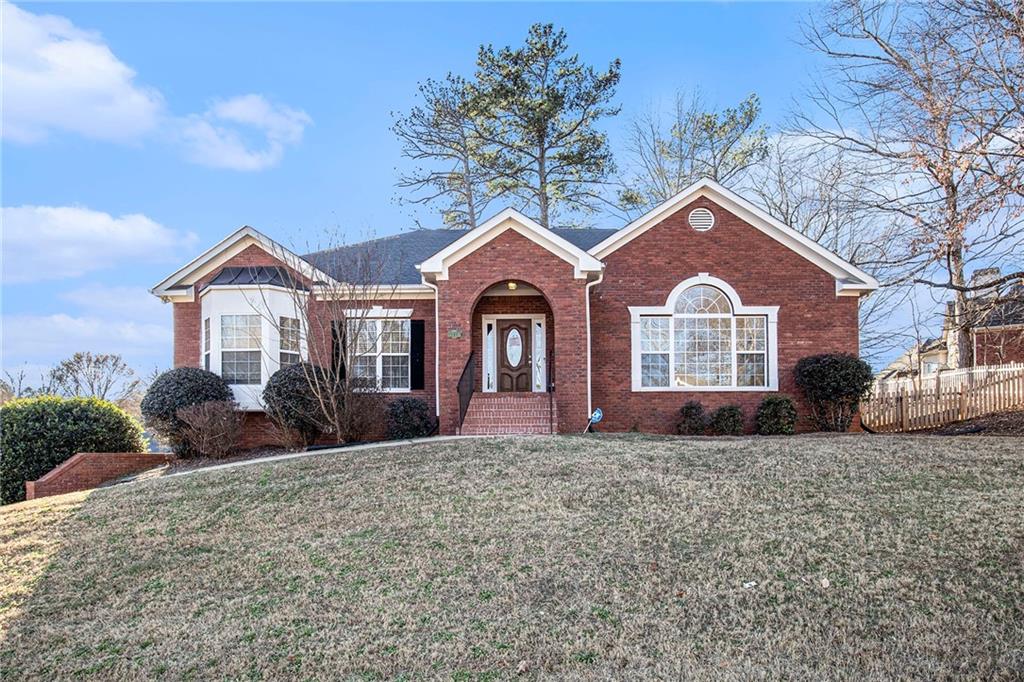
top-left (420, 272), bottom-right (441, 418)
top-left (584, 269), bottom-right (605, 417)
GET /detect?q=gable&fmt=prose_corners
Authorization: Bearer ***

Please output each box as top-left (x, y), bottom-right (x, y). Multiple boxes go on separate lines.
top-left (151, 226), bottom-right (329, 302)
top-left (589, 179), bottom-right (878, 296)
top-left (419, 208), bottom-right (604, 281)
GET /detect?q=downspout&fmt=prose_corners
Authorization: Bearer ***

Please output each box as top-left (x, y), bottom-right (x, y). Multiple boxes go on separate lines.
top-left (421, 273), bottom-right (441, 418)
top-left (585, 269), bottom-right (605, 417)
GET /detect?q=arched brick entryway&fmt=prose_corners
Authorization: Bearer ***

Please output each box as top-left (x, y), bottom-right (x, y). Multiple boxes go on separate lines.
top-left (434, 229), bottom-right (591, 435)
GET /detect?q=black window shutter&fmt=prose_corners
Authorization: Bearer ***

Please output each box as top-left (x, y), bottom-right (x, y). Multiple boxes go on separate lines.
top-left (410, 320), bottom-right (425, 390)
top-left (332, 321), bottom-right (347, 379)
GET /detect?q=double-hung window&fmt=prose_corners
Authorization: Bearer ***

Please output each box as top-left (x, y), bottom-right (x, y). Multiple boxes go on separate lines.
top-left (635, 281), bottom-right (774, 390)
top-left (346, 318), bottom-right (410, 391)
top-left (221, 314), bottom-right (262, 385)
top-left (279, 317), bottom-right (301, 367)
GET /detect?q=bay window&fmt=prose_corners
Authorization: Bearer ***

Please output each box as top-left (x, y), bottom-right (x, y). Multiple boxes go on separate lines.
top-left (632, 277), bottom-right (777, 391)
top-left (279, 316), bottom-right (301, 367)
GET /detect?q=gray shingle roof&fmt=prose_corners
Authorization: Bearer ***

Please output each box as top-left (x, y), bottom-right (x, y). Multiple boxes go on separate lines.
top-left (302, 227), bottom-right (618, 285)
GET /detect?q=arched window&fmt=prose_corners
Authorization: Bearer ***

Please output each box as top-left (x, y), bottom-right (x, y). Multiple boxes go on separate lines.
top-left (630, 276), bottom-right (777, 391)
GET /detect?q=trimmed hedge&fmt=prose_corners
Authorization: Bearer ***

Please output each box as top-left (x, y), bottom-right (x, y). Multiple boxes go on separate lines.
top-left (385, 398), bottom-right (434, 440)
top-left (794, 353), bottom-right (874, 432)
top-left (262, 363), bottom-right (327, 445)
top-left (141, 368), bottom-right (232, 457)
top-left (709, 405), bottom-right (744, 436)
top-left (0, 396), bottom-right (145, 505)
top-left (756, 395), bottom-right (798, 435)
top-left (676, 400), bottom-right (707, 436)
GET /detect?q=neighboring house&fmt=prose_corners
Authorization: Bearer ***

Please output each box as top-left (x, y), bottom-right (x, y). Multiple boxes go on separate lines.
top-left (151, 179), bottom-right (878, 440)
top-left (879, 268), bottom-right (1024, 382)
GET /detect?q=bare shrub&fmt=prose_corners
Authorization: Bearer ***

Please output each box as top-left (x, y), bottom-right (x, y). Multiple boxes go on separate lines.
top-left (175, 401), bottom-right (243, 459)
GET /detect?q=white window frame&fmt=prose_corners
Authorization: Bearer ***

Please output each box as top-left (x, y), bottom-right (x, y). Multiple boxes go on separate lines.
top-left (629, 273), bottom-right (778, 392)
top-left (220, 314), bottom-right (263, 385)
top-left (279, 316), bottom-right (301, 367)
top-left (203, 317), bottom-right (211, 371)
top-left (346, 316), bottom-right (412, 393)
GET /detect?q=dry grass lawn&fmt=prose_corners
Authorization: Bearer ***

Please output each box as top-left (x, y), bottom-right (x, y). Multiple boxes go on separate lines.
top-left (1, 434), bottom-right (1022, 680)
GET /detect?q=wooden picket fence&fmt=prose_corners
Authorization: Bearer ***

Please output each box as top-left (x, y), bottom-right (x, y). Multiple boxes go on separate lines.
top-left (862, 364), bottom-right (1024, 432)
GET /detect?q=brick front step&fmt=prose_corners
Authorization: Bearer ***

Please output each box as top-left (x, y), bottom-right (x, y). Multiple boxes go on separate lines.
top-left (460, 392), bottom-right (557, 435)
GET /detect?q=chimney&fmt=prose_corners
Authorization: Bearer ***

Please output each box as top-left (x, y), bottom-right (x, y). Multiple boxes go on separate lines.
top-left (969, 267), bottom-right (1001, 292)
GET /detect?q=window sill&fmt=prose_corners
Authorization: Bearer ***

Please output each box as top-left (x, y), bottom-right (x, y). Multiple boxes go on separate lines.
top-left (632, 385), bottom-right (777, 393)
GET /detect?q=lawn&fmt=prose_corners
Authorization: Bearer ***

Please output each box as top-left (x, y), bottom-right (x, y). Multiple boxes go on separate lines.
top-left (1, 434), bottom-right (1022, 680)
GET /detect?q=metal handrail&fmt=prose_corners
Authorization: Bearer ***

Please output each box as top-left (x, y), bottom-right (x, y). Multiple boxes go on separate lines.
top-left (457, 351), bottom-right (476, 429)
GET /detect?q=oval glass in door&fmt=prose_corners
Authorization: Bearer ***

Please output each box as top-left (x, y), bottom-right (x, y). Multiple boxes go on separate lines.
top-left (506, 329), bottom-right (523, 367)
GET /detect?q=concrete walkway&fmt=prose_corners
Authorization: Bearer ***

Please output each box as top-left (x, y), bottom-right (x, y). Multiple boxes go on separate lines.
top-left (163, 435), bottom-right (499, 479)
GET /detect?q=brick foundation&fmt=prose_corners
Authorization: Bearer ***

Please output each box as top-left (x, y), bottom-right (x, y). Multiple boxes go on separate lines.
top-left (25, 452), bottom-right (175, 500)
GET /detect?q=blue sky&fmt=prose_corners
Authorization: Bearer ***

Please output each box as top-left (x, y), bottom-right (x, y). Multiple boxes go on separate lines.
top-left (3, 1), bottom-right (829, 378)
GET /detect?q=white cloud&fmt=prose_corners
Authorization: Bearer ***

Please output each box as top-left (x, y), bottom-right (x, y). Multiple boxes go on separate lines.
top-left (1, 205), bottom-right (198, 283)
top-left (61, 284), bottom-right (168, 320)
top-left (1, 2), bottom-right (164, 143)
top-left (180, 94), bottom-right (312, 171)
top-left (1, 313), bottom-right (169, 367)
top-left (2, 4), bottom-right (311, 170)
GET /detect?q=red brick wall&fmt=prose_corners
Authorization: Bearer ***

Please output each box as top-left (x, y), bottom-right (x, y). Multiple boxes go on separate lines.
top-left (974, 328), bottom-right (1024, 365)
top-left (25, 452), bottom-right (174, 500)
top-left (471, 295), bottom-right (555, 392)
top-left (589, 196), bottom-right (860, 433)
top-left (437, 229), bottom-right (590, 434)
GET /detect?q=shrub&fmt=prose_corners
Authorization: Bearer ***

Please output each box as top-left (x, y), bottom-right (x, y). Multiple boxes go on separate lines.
top-left (794, 353), bottom-right (874, 432)
top-left (385, 398), bottom-right (434, 440)
top-left (141, 368), bottom-right (232, 457)
top-left (176, 401), bottom-right (243, 459)
top-left (263, 363), bottom-right (326, 446)
top-left (709, 404), bottom-right (744, 436)
top-left (756, 395), bottom-right (798, 435)
top-left (0, 396), bottom-right (145, 505)
top-left (676, 400), bottom-right (707, 435)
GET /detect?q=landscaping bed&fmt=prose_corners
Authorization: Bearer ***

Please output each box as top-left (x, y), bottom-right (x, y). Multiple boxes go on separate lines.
top-left (924, 408), bottom-right (1024, 436)
top-left (1, 434), bottom-right (1022, 679)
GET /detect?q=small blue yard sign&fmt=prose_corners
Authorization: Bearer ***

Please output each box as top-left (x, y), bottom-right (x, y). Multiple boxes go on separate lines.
top-left (584, 407), bottom-right (603, 433)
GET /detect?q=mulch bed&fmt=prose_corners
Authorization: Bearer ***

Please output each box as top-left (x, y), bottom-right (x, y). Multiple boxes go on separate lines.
top-left (923, 409), bottom-right (1024, 436)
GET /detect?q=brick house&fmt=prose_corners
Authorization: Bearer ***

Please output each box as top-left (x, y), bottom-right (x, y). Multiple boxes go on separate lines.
top-left (151, 179), bottom-right (878, 439)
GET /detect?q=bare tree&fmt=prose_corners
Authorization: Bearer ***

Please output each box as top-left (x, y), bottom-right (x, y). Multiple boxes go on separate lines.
top-left (619, 90), bottom-right (769, 214)
top-left (744, 135), bottom-right (922, 363)
top-left (393, 75), bottom-right (501, 230)
top-left (0, 368), bottom-right (58, 404)
top-left (48, 352), bottom-right (141, 401)
top-left (243, 233), bottom-right (400, 444)
top-left (800, 0), bottom-right (1024, 368)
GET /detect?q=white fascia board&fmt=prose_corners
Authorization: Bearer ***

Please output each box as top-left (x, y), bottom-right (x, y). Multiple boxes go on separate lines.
top-left (312, 283), bottom-right (436, 301)
top-left (589, 178), bottom-right (879, 293)
top-left (419, 208), bottom-right (605, 280)
top-left (150, 226), bottom-right (337, 300)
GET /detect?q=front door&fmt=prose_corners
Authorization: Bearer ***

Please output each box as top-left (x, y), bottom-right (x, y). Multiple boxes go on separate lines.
top-left (497, 319), bottom-right (532, 392)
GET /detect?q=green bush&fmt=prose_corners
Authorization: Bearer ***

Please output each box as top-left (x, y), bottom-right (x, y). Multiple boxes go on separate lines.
top-left (141, 367), bottom-right (232, 457)
top-left (0, 396), bottom-right (145, 505)
top-left (262, 363), bottom-right (328, 446)
top-left (756, 395), bottom-right (798, 435)
top-left (676, 400), bottom-right (707, 435)
top-left (709, 404), bottom-right (744, 436)
top-left (794, 353), bottom-right (874, 432)
top-left (385, 398), bottom-right (434, 440)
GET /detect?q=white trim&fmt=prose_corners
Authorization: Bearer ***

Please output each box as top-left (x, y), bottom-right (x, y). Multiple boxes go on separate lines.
top-left (343, 306), bottom-right (414, 318)
top-left (314, 284), bottom-right (436, 301)
top-left (151, 226), bottom-right (336, 300)
top-left (419, 208), bottom-right (604, 281)
top-left (480, 314), bottom-right (547, 393)
top-left (346, 318), bottom-right (413, 393)
top-left (421, 277), bottom-right (441, 417)
top-left (628, 273), bottom-right (779, 392)
top-left (589, 179), bottom-right (878, 293)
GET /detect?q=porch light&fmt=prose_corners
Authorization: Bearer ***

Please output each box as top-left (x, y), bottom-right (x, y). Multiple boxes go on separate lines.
top-left (507, 281), bottom-right (518, 290)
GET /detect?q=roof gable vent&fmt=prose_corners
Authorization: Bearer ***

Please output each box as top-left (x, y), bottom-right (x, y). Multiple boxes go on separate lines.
top-left (688, 207), bottom-right (715, 232)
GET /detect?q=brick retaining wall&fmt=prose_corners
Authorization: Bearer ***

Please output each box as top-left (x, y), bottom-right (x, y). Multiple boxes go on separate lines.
top-left (25, 452), bottom-right (175, 501)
